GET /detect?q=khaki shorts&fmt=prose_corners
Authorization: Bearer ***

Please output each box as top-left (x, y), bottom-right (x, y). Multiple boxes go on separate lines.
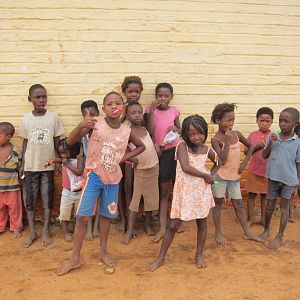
top-left (58, 188), bottom-right (81, 221)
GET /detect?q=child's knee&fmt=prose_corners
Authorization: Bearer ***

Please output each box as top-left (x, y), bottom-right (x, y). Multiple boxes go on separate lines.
top-left (233, 199), bottom-right (244, 210)
top-left (76, 215), bottom-right (89, 225)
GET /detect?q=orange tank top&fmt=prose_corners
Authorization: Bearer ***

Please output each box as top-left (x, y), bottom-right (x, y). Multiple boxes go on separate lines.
top-left (85, 117), bottom-right (131, 184)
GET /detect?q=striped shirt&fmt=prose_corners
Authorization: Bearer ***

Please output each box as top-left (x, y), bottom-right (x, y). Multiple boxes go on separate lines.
top-left (0, 147), bottom-right (20, 192)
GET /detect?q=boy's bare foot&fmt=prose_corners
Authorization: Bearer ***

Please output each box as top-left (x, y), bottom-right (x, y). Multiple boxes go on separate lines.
top-left (145, 224), bottom-right (155, 236)
top-left (215, 233), bottom-right (227, 245)
top-left (63, 232), bottom-right (73, 242)
top-left (92, 227), bottom-right (100, 238)
top-left (267, 235), bottom-right (282, 250)
top-left (56, 258), bottom-right (81, 276)
top-left (288, 217), bottom-right (294, 223)
top-left (22, 232), bottom-right (37, 248)
top-left (196, 253), bottom-right (207, 268)
top-left (98, 252), bottom-right (117, 267)
top-left (118, 219), bottom-right (126, 234)
top-left (258, 230), bottom-right (270, 240)
top-left (14, 230), bottom-right (22, 238)
top-left (151, 230), bottom-right (165, 243)
top-left (85, 230), bottom-right (93, 241)
top-left (122, 231), bottom-right (134, 245)
top-left (149, 257), bottom-right (164, 271)
top-left (42, 230), bottom-right (53, 246)
top-left (243, 232), bottom-right (264, 243)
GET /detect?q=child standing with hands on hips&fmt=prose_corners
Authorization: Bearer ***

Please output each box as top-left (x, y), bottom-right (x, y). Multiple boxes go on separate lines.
top-left (145, 82), bottom-right (181, 243)
top-left (149, 115), bottom-right (220, 271)
top-left (211, 103), bottom-right (263, 245)
top-left (259, 107), bottom-right (300, 250)
top-left (56, 92), bottom-right (145, 276)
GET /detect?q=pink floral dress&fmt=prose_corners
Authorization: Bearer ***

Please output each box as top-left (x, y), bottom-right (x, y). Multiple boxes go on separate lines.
top-left (170, 142), bottom-right (215, 221)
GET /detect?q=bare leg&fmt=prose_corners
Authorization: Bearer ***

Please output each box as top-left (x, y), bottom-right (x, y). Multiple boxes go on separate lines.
top-left (56, 215), bottom-right (89, 275)
top-left (145, 211), bottom-right (155, 236)
top-left (93, 213), bottom-right (101, 237)
top-left (196, 218), bottom-right (207, 268)
top-left (14, 230), bottom-right (22, 238)
top-left (42, 208), bottom-right (53, 246)
top-left (288, 199), bottom-right (294, 223)
top-left (247, 192), bottom-right (257, 226)
top-left (22, 210), bottom-right (37, 248)
top-left (62, 221), bottom-right (73, 242)
top-left (149, 219), bottom-right (182, 271)
top-left (151, 181), bottom-right (171, 243)
top-left (124, 164), bottom-right (134, 214)
top-left (260, 194), bottom-right (267, 226)
top-left (122, 210), bottom-right (137, 245)
top-left (118, 178), bottom-right (126, 234)
top-left (212, 197), bottom-right (226, 245)
top-left (268, 198), bottom-right (289, 250)
top-left (259, 199), bottom-right (275, 240)
top-left (85, 217), bottom-right (93, 240)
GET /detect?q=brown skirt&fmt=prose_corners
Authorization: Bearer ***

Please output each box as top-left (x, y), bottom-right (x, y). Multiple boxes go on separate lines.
top-left (245, 172), bottom-right (268, 194)
top-left (129, 165), bottom-right (159, 212)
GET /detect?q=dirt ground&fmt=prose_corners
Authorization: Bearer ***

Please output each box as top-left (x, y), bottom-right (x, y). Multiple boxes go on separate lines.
top-left (0, 205), bottom-right (300, 300)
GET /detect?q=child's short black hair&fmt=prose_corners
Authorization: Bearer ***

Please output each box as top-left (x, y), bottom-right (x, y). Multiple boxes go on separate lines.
top-left (57, 138), bottom-right (81, 159)
top-left (121, 76), bottom-right (143, 93)
top-left (29, 84), bottom-right (46, 96)
top-left (281, 107), bottom-right (299, 121)
top-left (256, 107), bottom-right (274, 120)
top-left (211, 103), bottom-right (237, 124)
top-left (294, 124), bottom-right (300, 134)
top-left (181, 115), bottom-right (208, 152)
top-left (125, 100), bottom-right (143, 114)
top-left (155, 82), bottom-right (173, 95)
top-left (80, 100), bottom-right (99, 113)
top-left (0, 122), bottom-right (15, 137)
top-left (103, 91), bottom-right (124, 105)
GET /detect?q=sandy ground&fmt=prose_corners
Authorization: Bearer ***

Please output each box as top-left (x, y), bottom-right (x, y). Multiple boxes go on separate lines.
top-left (0, 205), bottom-right (300, 300)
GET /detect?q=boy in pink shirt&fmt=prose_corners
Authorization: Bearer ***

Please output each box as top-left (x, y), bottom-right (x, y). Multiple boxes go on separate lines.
top-left (244, 107), bottom-right (273, 226)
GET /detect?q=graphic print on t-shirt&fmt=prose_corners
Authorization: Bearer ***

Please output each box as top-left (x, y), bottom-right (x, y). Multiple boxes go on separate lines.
top-left (30, 128), bottom-right (50, 144)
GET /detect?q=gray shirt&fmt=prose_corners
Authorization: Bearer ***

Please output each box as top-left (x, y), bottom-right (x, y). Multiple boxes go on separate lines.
top-left (266, 134), bottom-right (300, 187)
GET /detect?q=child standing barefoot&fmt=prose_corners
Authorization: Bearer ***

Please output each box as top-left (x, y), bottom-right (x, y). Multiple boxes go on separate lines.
top-left (244, 107), bottom-right (273, 226)
top-left (145, 83), bottom-right (181, 242)
top-left (149, 115), bottom-right (220, 271)
top-left (56, 92), bottom-right (145, 276)
top-left (260, 108), bottom-right (300, 250)
top-left (0, 122), bottom-right (23, 237)
top-left (46, 138), bottom-right (84, 242)
top-left (210, 103), bottom-right (263, 245)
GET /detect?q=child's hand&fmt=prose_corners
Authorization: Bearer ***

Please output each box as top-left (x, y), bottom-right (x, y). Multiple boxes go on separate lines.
top-left (204, 174), bottom-right (214, 184)
top-left (154, 143), bottom-right (162, 157)
top-left (269, 132), bottom-right (278, 144)
top-left (44, 159), bottom-right (53, 168)
top-left (55, 163), bottom-right (62, 176)
top-left (79, 111), bottom-right (97, 129)
top-left (167, 125), bottom-right (180, 133)
top-left (150, 100), bottom-right (161, 112)
top-left (61, 158), bottom-right (68, 166)
top-left (224, 130), bottom-right (232, 142)
top-left (238, 163), bottom-right (245, 174)
top-left (19, 165), bottom-right (24, 178)
top-left (130, 157), bottom-right (138, 169)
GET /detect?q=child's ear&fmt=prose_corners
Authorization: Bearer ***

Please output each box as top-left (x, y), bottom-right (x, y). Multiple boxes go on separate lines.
top-left (28, 96), bottom-right (31, 102)
top-left (102, 106), bottom-right (105, 114)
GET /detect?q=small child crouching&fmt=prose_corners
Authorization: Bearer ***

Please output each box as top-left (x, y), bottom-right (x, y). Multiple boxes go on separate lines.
top-left (0, 122), bottom-right (23, 237)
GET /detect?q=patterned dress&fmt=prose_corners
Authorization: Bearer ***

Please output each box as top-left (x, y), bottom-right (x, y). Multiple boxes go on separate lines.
top-left (170, 142), bottom-right (215, 221)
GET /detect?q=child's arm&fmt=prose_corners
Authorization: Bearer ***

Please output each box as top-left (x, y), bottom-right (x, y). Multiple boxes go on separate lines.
top-left (237, 131), bottom-right (254, 173)
top-left (145, 102), bottom-right (156, 136)
top-left (177, 143), bottom-right (213, 184)
top-left (262, 133), bottom-right (278, 159)
top-left (168, 116), bottom-right (181, 134)
top-left (120, 131), bottom-right (145, 163)
top-left (63, 156), bottom-right (85, 176)
top-left (211, 134), bottom-right (230, 164)
top-left (19, 138), bottom-right (28, 177)
top-left (207, 148), bottom-right (222, 176)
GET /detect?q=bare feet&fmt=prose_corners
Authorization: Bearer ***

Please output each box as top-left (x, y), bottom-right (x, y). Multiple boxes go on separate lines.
top-left (56, 258), bottom-right (81, 276)
top-left (98, 252), bottom-right (117, 267)
top-left (42, 230), bottom-right (53, 246)
top-left (243, 232), bottom-right (264, 243)
top-left (266, 234), bottom-right (282, 250)
top-left (85, 230), bottom-right (93, 241)
top-left (63, 232), bottom-right (73, 242)
top-left (145, 224), bottom-right (155, 236)
top-left (149, 257), bottom-right (164, 271)
top-left (92, 227), bottom-right (100, 238)
top-left (215, 232), bottom-right (227, 245)
top-left (122, 231), bottom-right (135, 245)
top-left (259, 230), bottom-right (270, 240)
top-left (196, 253), bottom-right (207, 268)
top-left (151, 230), bottom-right (165, 243)
top-left (14, 230), bottom-right (21, 238)
top-left (118, 218), bottom-right (126, 234)
top-left (22, 232), bottom-right (37, 248)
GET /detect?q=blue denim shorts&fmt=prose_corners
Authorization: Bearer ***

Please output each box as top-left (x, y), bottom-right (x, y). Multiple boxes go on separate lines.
top-left (211, 175), bottom-right (242, 200)
top-left (76, 171), bottom-right (119, 218)
top-left (267, 179), bottom-right (295, 200)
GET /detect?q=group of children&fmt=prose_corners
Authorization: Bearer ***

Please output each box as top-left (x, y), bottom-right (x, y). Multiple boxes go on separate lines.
top-left (0, 77), bottom-right (299, 275)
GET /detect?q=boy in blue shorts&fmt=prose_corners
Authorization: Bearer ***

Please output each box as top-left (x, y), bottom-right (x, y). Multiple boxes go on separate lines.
top-left (260, 107), bottom-right (300, 249)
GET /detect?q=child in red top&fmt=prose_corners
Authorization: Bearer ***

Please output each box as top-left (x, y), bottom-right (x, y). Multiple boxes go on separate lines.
top-left (244, 107), bottom-right (273, 226)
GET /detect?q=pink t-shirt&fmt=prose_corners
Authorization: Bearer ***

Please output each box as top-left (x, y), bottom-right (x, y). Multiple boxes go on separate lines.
top-left (145, 105), bottom-right (180, 150)
top-left (245, 130), bottom-right (270, 177)
top-left (85, 117), bottom-right (131, 184)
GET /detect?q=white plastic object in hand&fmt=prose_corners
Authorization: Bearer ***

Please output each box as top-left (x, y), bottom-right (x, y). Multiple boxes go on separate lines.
top-left (163, 131), bottom-right (179, 145)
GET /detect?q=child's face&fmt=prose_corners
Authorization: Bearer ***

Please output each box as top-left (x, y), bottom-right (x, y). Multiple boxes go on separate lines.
top-left (257, 114), bottom-right (273, 132)
top-left (155, 88), bottom-right (173, 109)
top-left (102, 94), bottom-right (124, 119)
top-left (0, 130), bottom-right (11, 146)
top-left (124, 83), bottom-right (142, 103)
top-left (217, 111), bottom-right (235, 132)
top-left (126, 104), bottom-right (143, 126)
top-left (279, 111), bottom-right (298, 134)
top-left (188, 124), bottom-right (205, 145)
top-left (28, 88), bottom-right (47, 113)
top-left (82, 107), bottom-right (99, 118)
top-left (57, 145), bottom-right (70, 159)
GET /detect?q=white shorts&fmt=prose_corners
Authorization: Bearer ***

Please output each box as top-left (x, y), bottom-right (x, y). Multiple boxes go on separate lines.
top-left (58, 188), bottom-right (81, 221)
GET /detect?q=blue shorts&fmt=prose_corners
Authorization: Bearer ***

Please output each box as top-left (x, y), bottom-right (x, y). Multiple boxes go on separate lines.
top-left (211, 175), bottom-right (242, 200)
top-left (76, 171), bottom-right (119, 219)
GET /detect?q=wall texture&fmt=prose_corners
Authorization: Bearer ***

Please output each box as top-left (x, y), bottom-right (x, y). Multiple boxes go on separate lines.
top-left (1, 1), bottom-right (299, 213)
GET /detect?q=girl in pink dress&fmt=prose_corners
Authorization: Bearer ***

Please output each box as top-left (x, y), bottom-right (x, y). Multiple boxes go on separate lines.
top-left (149, 115), bottom-right (221, 271)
